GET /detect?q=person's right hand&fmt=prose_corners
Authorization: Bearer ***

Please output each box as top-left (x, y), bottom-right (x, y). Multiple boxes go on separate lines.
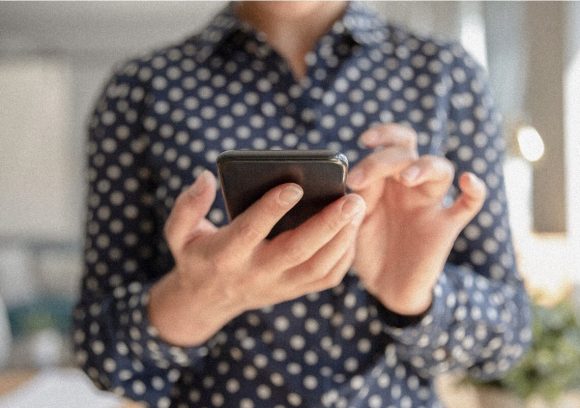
top-left (149, 170), bottom-right (366, 346)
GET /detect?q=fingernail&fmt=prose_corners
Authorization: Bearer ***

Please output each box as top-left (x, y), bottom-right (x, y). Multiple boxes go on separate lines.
top-left (189, 170), bottom-right (210, 196)
top-left (401, 165), bottom-right (420, 183)
top-left (341, 196), bottom-right (364, 219)
top-left (347, 168), bottom-right (365, 187)
top-left (279, 185), bottom-right (303, 205)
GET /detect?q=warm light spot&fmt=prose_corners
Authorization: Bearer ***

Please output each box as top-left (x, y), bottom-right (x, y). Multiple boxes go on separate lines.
top-left (517, 125), bottom-right (545, 162)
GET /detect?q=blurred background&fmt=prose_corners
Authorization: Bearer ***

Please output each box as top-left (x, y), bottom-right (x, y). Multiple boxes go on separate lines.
top-left (0, 1), bottom-right (579, 406)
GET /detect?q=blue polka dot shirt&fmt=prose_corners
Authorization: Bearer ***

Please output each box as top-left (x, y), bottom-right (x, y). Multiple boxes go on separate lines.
top-left (73, 2), bottom-right (531, 407)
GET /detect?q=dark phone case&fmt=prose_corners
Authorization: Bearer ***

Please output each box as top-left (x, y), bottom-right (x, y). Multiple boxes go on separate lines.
top-left (217, 150), bottom-right (348, 238)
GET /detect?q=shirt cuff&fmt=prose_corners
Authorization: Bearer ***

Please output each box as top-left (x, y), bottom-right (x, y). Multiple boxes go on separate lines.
top-left (377, 301), bottom-right (432, 328)
top-left (379, 273), bottom-right (455, 345)
top-left (123, 284), bottom-right (211, 369)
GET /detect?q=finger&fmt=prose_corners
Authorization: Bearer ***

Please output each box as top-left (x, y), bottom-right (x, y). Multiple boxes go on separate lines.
top-left (446, 172), bottom-right (487, 225)
top-left (303, 244), bottom-right (356, 294)
top-left (359, 123), bottom-right (418, 150)
top-left (348, 124), bottom-right (418, 190)
top-left (284, 217), bottom-right (360, 287)
top-left (347, 146), bottom-right (417, 190)
top-left (398, 155), bottom-right (455, 200)
top-left (164, 170), bottom-right (217, 251)
top-left (196, 218), bottom-right (219, 236)
top-left (225, 183), bottom-right (303, 250)
top-left (265, 194), bottom-right (366, 270)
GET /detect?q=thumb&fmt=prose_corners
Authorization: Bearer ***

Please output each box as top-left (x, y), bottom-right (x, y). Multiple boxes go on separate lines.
top-left (164, 170), bottom-right (217, 251)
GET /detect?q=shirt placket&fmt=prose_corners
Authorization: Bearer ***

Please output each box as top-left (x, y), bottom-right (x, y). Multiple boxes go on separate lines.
top-left (294, 30), bottom-right (356, 150)
top-left (244, 27), bottom-right (355, 150)
top-left (237, 30), bottom-right (303, 150)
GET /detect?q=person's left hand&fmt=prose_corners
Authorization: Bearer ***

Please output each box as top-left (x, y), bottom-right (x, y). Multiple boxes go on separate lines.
top-left (347, 124), bottom-right (487, 316)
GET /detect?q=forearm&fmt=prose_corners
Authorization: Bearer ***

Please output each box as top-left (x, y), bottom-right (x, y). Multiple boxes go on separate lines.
top-left (148, 269), bottom-right (242, 347)
top-left (73, 279), bottom-right (220, 402)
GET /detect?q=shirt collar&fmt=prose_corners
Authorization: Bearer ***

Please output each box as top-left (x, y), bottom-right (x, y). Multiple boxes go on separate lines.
top-left (341, 1), bottom-right (389, 46)
top-left (192, 3), bottom-right (241, 63)
top-left (191, 1), bottom-right (387, 64)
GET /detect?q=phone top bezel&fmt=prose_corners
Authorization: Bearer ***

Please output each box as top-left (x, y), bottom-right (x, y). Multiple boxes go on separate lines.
top-left (217, 149), bottom-right (348, 169)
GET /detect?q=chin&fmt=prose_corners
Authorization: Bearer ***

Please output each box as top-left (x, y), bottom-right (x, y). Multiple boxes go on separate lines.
top-left (253, 1), bottom-right (342, 19)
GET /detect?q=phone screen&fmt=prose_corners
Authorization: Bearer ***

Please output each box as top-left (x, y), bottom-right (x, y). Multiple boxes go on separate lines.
top-left (217, 150), bottom-right (348, 238)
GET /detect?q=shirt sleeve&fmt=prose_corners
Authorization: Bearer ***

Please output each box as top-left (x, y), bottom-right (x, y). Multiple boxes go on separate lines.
top-left (379, 44), bottom-right (532, 380)
top-left (72, 60), bottom-right (210, 406)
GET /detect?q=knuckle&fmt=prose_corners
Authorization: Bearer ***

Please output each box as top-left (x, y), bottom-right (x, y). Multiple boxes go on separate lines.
top-left (235, 218), bottom-right (263, 242)
top-left (283, 242), bottom-right (307, 265)
top-left (310, 262), bottom-right (329, 281)
top-left (390, 123), bottom-right (418, 149)
top-left (435, 157), bottom-right (455, 181)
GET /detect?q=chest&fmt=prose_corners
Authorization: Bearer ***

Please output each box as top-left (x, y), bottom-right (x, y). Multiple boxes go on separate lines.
top-left (143, 48), bottom-right (450, 226)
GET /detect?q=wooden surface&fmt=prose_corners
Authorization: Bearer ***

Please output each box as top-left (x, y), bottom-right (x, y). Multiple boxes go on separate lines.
top-left (0, 370), bottom-right (36, 396)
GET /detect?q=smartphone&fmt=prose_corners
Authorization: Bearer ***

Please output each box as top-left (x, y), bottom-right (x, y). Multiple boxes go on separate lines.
top-left (217, 150), bottom-right (348, 238)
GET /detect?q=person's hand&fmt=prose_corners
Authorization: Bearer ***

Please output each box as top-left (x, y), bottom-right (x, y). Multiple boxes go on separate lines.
top-left (347, 124), bottom-right (487, 316)
top-left (149, 170), bottom-right (366, 346)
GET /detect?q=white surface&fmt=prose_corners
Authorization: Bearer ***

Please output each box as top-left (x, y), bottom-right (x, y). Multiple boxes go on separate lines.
top-left (0, 368), bottom-right (122, 408)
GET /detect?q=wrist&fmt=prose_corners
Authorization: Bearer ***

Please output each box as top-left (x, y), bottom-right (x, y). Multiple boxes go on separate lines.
top-left (378, 289), bottom-right (433, 316)
top-left (148, 269), bottom-right (240, 347)
top-left (366, 278), bottom-right (433, 316)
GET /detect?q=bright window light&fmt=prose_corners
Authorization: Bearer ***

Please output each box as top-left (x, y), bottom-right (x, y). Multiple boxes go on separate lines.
top-left (517, 125), bottom-right (545, 162)
top-left (460, 3), bottom-right (488, 69)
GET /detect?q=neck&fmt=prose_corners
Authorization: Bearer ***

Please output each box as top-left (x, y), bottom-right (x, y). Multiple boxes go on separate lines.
top-left (236, 1), bottom-right (348, 79)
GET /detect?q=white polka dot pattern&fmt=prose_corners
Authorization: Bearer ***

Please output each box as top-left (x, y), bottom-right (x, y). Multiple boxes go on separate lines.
top-left (73, 2), bottom-right (531, 407)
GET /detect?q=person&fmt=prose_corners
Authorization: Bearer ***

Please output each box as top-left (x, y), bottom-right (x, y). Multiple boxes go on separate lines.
top-left (73, 1), bottom-right (531, 407)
